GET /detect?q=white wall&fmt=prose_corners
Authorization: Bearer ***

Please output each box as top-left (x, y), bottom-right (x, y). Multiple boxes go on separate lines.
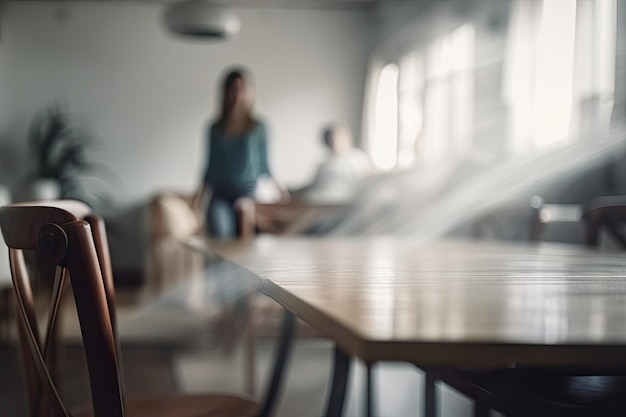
top-left (0, 5), bottom-right (20, 188)
top-left (0, 1), bottom-right (369, 205)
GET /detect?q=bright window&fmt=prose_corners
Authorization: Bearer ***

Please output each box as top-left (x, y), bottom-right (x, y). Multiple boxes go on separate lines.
top-left (371, 63), bottom-right (399, 171)
top-left (504, 0), bottom-right (616, 153)
top-left (369, 24), bottom-right (475, 170)
top-left (421, 24), bottom-right (475, 162)
top-left (398, 52), bottom-right (424, 168)
top-left (531, 0), bottom-right (577, 147)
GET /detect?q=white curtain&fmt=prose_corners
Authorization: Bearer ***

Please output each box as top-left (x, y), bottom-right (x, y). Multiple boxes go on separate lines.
top-left (361, 58), bottom-right (383, 158)
top-left (503, 0), bottom-right (617, 155)
top-left (571, 0), bottom-right (616, 136)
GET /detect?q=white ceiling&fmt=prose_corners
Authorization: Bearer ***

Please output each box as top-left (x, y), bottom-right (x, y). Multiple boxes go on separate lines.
top-left (18, 0), bottom-right (386, 10)
top-left (210, 0), bottom-right (379, 10)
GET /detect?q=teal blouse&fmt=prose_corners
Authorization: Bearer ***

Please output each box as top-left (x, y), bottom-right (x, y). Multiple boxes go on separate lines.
top-left (203, 121), bottom-right (271, 194)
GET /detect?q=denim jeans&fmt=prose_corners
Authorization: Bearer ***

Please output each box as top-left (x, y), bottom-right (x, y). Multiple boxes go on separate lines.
top-left (206, 187), bottom-right (254, 239)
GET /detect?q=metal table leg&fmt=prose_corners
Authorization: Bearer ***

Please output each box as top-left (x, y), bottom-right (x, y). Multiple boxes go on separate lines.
top-left (324, 345), bottom-right (352, 417)
top-left (424, 371), bottom-right (437, 417)
top-left (256, 310), bottom-right (297, 417)
top-left (366, 363), bottom-right (374, 417)
top-left (474, 400), bottom-right (490, 417)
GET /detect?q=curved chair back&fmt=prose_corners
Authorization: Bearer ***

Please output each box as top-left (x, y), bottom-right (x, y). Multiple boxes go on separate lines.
top-left (583, 196), bottom-right (626, 249)
top-left (0, 201), bottom-right (123, 417)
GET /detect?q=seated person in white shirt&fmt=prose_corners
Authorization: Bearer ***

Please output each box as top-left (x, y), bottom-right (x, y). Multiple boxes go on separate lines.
top-left (301, 123), bottom-right (372, 204)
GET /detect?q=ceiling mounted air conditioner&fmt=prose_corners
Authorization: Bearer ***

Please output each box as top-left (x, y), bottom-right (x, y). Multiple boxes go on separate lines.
top-left (164, 0), bottom-right (241, 40)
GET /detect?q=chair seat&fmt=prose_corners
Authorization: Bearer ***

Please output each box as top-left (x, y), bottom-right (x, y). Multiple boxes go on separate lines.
top-left (72, 394), bottom-right (258, 417)
top-left (526, 375), bottom-right (626, 405)
top-left (469, 370), bottom-right (626, 415)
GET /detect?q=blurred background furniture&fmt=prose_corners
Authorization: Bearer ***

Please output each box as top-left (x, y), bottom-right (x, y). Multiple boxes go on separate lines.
top-left (147, 191), bottom-right (204, 291)
top-left (529, 195), bottom-right (583, 241)
top-left (471, 195), bottom-right (584, 242)
top-left (241, 201), bottom-right (347, 238)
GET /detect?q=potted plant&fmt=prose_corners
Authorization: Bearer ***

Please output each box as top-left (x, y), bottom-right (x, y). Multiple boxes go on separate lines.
top-left (26, 105), bottom-right (114, 214)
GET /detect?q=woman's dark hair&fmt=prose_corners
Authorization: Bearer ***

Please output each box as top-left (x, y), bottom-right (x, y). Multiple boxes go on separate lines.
top-left (217, 67), bottom-right (255, 128)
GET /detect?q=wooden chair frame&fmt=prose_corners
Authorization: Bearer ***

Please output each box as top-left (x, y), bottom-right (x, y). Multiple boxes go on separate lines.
top-left (583, 196), bottom-right (626, 248)
top-left (0, 201), bottom-right (266, 417)
top-left (0, 202), bottom-right (123, 417)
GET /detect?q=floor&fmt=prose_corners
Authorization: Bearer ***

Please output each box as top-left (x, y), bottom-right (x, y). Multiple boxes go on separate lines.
top-left (0, 273), bottom-right (493, 417)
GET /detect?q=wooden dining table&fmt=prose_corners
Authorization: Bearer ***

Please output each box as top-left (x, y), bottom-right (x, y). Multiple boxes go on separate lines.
top-left (203, 236), bottom-right (626, 417)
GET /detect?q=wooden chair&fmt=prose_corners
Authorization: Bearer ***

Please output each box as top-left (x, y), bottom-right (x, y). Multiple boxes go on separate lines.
top-left (582, 195), bottom-right (626, 248)
top-left (425, 367), bottom-right (626, 417)
top-left (0, 200), bottom-right (258, 417)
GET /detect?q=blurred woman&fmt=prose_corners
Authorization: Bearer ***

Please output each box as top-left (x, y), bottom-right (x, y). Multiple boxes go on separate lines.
top-left (196, 67), bottom-right (287, 239)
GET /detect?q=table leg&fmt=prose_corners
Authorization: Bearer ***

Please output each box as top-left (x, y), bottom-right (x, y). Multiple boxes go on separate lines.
top-left (474, 400), bottom-right (490, 417)
top-left (256, 310), bottom-right (297, 417)
top-left (424, 371), bottom-right (437, 417)
top-left (366, 363), bottom-right (374, 417)
top-left (324, 345), bottom-right (352, 417)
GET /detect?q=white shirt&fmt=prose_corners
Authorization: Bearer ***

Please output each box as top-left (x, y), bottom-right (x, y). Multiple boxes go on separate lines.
top-left (305, 148), bottom-right (371, 203)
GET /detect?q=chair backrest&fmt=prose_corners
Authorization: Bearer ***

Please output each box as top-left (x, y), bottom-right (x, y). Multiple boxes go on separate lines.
top-left (0, 201), bottom-right (123, 417)
top-left (582, 196), bottom-right (626, 249)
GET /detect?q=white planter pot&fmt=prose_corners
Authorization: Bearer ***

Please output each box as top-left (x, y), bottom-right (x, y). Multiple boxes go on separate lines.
top-left (29, 178), bottom-right (61, 201)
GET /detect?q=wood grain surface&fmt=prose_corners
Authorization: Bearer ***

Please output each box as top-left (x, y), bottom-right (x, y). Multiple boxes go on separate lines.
top-left (209, 237), bottom-right (626, 368)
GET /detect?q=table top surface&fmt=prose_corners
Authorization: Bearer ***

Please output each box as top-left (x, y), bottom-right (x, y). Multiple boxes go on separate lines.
top-left (209, 237), bottom-right (626, 367)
